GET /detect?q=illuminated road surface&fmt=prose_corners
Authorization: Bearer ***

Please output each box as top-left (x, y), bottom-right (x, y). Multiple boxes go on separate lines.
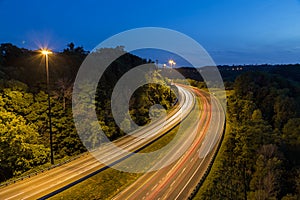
top-left (0, 85), bottom-right (196, 200)
top-left (113, 86), bottom-right (225, 200)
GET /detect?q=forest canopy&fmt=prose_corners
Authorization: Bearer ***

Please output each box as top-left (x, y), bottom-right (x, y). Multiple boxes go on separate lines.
top-left (0, 43), bottom-right (175, 182)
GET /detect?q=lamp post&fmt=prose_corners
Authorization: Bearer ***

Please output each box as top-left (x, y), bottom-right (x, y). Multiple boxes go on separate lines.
top-left (41, 49), bottom-right (54, 165)
top-left (168, 59), bottom-right (176, 68)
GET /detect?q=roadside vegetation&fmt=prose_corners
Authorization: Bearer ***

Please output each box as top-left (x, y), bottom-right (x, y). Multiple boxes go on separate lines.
top-left (1, 42), bottom-right (300, 199)
top-left (0, 43), bottom-right (175, 183)
top-left (51, 95), bottom-right (202, 200)
top-left (50, 126), bottom-right (180, 200)
top-left (195, 71), bottom-right (300, 199)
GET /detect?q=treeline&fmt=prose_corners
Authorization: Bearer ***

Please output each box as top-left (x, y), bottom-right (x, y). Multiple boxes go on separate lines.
top-left (196, 71), bottom-right (300, 199)
top-left (0, 43), bottom-right (87, 91)
top-left (0, 43), bottom-right (175, 182)
top-left (219, 64), bottom-right (300, 83)
top-left (175, 64), bottom-right (300, 84)
top-left (0, 42), bottom-right (88, 181)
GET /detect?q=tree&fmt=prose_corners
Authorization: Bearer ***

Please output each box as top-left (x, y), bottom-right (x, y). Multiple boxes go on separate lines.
top-left (68, 42), bottom-right (75, 51)
top-left (282, 118), bottom-right (300, 147)
top-left (249, 144), bottom-right (283, 200)
top-left (0, 96), bottom-right (48, 181)
top-left (53, 78), bottom-right (73, 111)
top-left (273, 96), bottom-right (297, 129)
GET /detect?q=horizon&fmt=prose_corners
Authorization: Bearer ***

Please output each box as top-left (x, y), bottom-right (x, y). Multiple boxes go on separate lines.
top-left (1, 42), bottom-right (299, 67)
top-left (1, 0), bottom-right (300, 66)
top-left (1, 1), bottom-right (300, 198)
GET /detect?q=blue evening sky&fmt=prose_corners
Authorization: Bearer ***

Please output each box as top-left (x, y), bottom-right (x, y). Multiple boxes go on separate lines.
top-left (1, 0), bottom-right (300, 65)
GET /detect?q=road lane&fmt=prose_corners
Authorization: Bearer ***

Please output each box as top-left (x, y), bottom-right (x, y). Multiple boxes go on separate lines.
top-left (151, 88), bottom-right (225, 200)
top-left (113, 86), bottom-right (225, 200)
top-left (0, 85), bottom-right (195, 200)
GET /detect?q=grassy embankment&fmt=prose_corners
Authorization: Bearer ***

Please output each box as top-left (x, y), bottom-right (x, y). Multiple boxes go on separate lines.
top-left (51, 91), bottom-right (203, 200)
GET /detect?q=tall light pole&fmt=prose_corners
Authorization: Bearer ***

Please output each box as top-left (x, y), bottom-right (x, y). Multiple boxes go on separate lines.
top-left (41, 49), bottom-right (54, 165)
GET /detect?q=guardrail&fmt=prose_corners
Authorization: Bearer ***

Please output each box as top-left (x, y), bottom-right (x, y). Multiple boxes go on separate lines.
top-left (0, 152), bottom-right (90, 188)
top-left (188, 119), bottom-right (226, 200)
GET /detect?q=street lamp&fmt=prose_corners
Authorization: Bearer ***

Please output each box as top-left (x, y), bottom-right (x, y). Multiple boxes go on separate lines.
top-left (41, 49), bottom-right (54, 165)
top-left (168, 59), bottom-right (176, 68)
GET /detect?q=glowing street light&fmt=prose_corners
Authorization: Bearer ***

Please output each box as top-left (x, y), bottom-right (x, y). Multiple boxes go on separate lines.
top-left (168, 59), bottom-right (176, 68)
top-left (41, 49), bottom-right (52, 56)
top-left (41, 48), bottom-right (54, 165)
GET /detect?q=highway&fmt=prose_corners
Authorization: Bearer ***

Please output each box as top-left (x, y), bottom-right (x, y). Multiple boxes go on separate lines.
top-left (113, 86), bottom-right (225, 200)
top-left (0, 85), bottom-right (196, 200)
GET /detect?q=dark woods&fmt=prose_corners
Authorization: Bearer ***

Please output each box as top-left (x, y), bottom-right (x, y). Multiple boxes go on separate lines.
top-left (0, 42), bottom-right (299, 199)
top-left (0, 43), bottom-right (175, 182)
top-left (198, 71), bottom-right (300, 199)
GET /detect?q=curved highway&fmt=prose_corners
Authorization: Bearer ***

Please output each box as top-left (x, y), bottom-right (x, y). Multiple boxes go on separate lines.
top-left (0, 85), bottom-right (196, 200)
top-left (113, 86), bottom-right (225, 200)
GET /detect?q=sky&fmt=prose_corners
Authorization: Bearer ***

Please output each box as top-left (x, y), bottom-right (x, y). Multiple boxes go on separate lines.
top-left (1, 0), bottom-right (300, 65)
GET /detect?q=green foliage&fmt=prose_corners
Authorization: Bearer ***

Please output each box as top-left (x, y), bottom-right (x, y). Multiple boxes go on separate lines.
top-left (130, 82), bottom-right (175, 126)
top-left (0, 96), bottom-right (49, 180)
top-left (0, 81), bottom-right (85, 181)
top-left (93, 49), bottom-right (176, 140)
top-left (282, 118), bottom-right (300, 147)
top-left (49, 99), bottom-right (195, 200)
top-left (195, 72), bottom-right (300, 199)
top-left (248, 144), bottom-right (283, 199)
top-left (0, 44), bottom-right (176, 183)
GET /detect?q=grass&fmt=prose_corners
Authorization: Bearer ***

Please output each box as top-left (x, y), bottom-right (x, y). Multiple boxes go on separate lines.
top-left (50, 128), bottom-right (179, 200)
top-left (192, 89), bottom-right (234, 199)
top-left (192, 119), bottom-right (232, 199)
top-left (51, 95), bottom-right (202, 200)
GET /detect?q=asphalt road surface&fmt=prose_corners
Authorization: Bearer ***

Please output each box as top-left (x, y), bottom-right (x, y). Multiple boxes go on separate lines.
top-left (0, 85), bottom-right (197, 200)
top-left (113, 86), bottom-right (225, 200)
